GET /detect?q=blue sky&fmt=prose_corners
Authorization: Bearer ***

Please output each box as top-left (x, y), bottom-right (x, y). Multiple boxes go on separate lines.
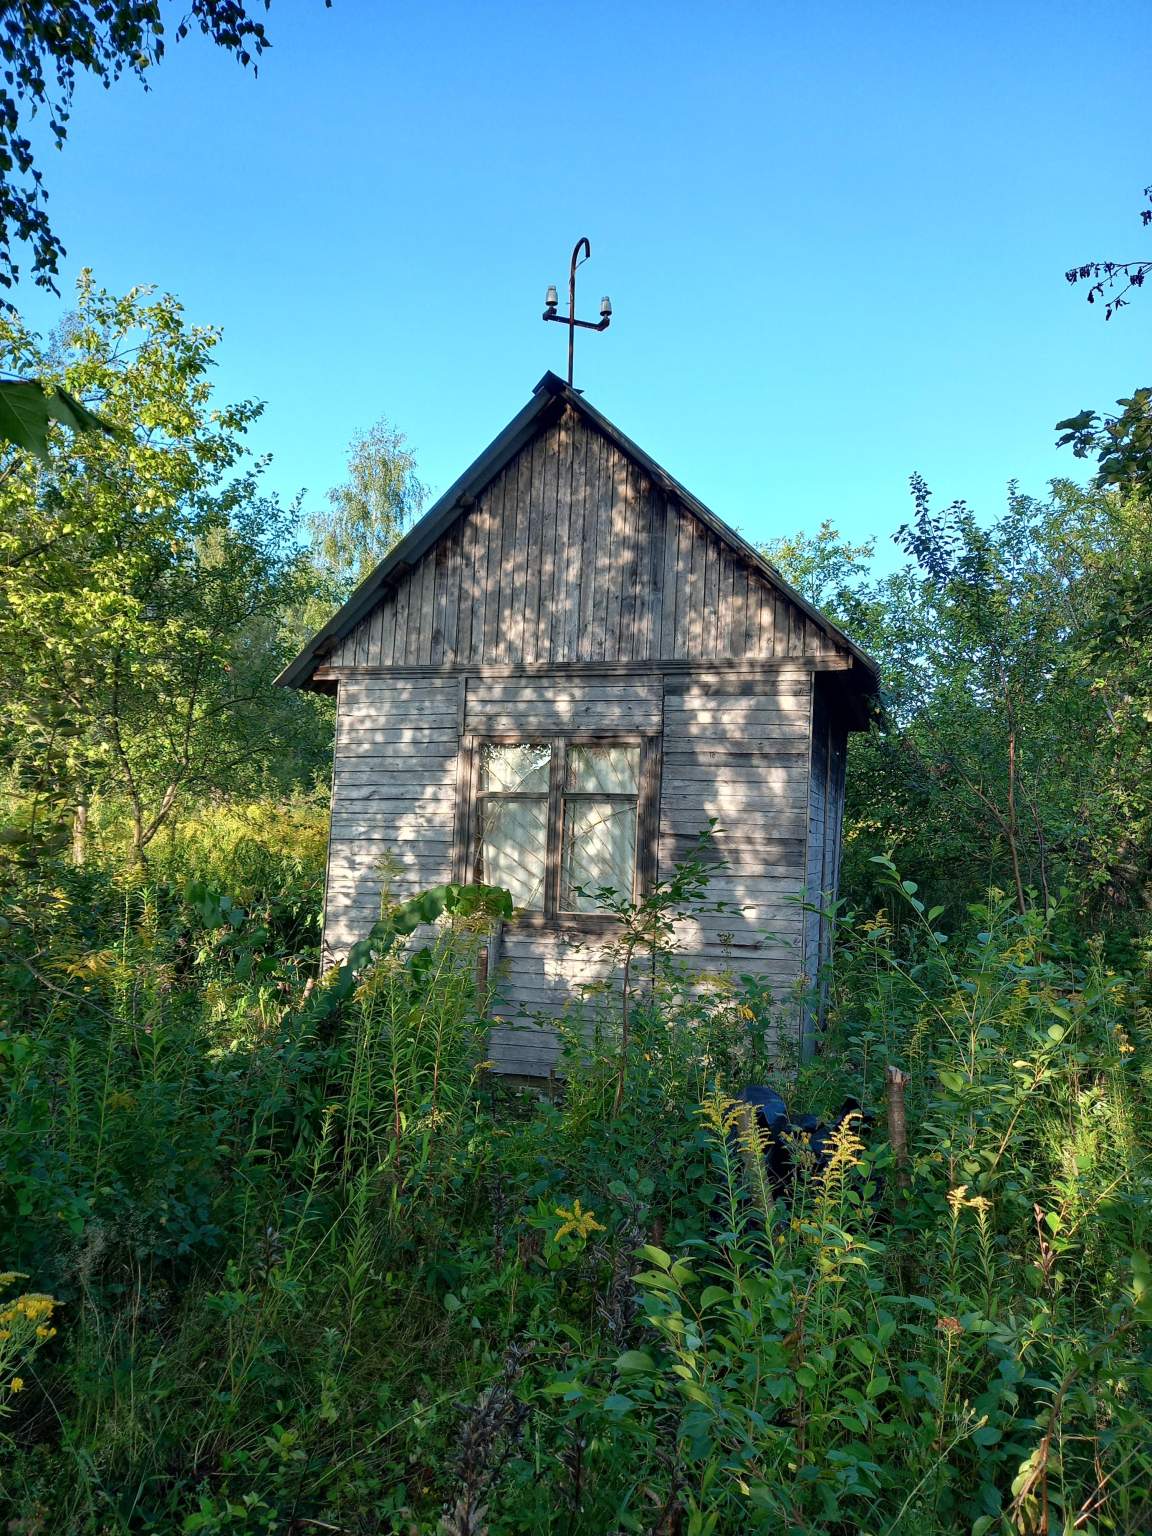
top-left (17, 0), bottom-right (1151, 570)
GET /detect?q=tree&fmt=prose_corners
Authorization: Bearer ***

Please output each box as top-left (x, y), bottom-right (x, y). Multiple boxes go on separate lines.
top-left (1056, 390), bottom-right (1152, 503)
top-left (0, 1), bottom-right (303, 296)
top-left (308, 418), bottom-right (425, 597)
top-left (0, 273), bottom-right (327, 865)
top-left (767, 483), bottom-right (1150, 925)
top-left (1064, 183), bottom-right (1152, 320)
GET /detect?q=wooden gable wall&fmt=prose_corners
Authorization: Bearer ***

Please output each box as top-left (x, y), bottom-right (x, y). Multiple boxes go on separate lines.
top-left (329, 408), bottom-right (849, 671)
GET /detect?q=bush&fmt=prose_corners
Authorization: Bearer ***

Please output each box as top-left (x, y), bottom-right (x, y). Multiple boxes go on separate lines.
top-left (1, 844), bottom-right (1149, 1534)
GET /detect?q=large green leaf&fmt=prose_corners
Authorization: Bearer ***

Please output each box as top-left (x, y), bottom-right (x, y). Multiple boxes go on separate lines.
top-left (0, 378), bottom-right (116, 460)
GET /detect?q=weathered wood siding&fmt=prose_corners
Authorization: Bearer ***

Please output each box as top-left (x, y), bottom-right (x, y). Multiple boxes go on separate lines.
top-left (316, 402), bottom-right (864, 1074)
top-left (659, 672), bottom-right (811, 1052)
top-left (463, 675), bottom-right (663, 735)
top-left (323, 676), bottom-right (462, 965)
top-left (477, 671), bottom-right (820, 1074)
top-left (331, 411), bottom-right (848, 671)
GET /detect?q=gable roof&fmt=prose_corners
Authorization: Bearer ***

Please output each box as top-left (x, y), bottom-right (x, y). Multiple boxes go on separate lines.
top-left (277, 371), bottom-right (879, 692)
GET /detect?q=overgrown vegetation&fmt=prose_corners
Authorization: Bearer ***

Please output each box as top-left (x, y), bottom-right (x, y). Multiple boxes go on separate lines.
top-left (1, 824), bottom-right (1149, 1533)
top-left (2, 268), bottom-right (1151, 1532)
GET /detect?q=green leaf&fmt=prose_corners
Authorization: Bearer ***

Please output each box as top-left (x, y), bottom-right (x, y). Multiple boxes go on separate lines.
top-left (0, 378), bottom-right (115, 460)
top-left (615, 1351), bottom-right (656, 1373)
top-left (1131, 1251), bottom-right (1151, 1318)
top-left (637, 1244), bottom-right (672, 1270)
top-left (699, 1285), bottom-right (730, 1309)
top-left (848, 1339), bottom-right (874, 1367)
top-left (971, 1424), bottom-right (1002, 1447)
top-left (602, 1393), bottom-right (634, 1414)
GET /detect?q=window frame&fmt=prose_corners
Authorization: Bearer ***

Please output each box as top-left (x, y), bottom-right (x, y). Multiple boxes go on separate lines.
top-left (456, 731), bottom-right (662, 929)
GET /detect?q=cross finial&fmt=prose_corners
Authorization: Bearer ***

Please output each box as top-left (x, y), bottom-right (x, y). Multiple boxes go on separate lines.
top-left (542, 236), bottom-right (612, 386)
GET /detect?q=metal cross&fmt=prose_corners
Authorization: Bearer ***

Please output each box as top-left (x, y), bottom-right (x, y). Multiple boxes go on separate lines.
top-left (542, 236), bottom-right (612, 386)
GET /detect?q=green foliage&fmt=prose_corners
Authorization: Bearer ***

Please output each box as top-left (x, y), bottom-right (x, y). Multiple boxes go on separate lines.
top-left (0, 276), bottom-right (332, 862)
top-left (2, 841), bottom-right (1148, 1534)
top-left (769, 479), bottom-right (1152, 929)
top-left (308, 416), bottom-right (425, 597)
top-left (1056, 388), bottom-right (1152, 500)
top-left (0, 377), bottom-right (115, 456)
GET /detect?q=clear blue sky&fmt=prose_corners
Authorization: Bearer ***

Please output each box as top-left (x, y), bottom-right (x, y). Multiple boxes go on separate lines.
top-left (17, 0), bottom-right (1151, 569)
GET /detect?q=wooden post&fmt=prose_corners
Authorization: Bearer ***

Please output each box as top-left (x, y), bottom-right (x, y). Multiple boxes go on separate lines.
top-left (885, 1065), bottom-right (911, 1191)
top-left (71, 797), bottom-right (88, 866)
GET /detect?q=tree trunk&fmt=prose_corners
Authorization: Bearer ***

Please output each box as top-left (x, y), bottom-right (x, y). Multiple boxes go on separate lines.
top-left (71, 797), bottom-right (88, 866)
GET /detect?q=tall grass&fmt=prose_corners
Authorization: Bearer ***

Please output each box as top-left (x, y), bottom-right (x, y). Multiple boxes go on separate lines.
top-left (1, 843), bottom-right (1149, 1534)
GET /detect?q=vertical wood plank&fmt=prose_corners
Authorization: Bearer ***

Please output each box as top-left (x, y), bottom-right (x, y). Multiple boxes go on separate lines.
top-left (508, 444), bottom-right (532, 663)
top-left (523, 432), bottom-right (546, 664)
top-left (703, 531), bottom-right (721, 657)
top-left (789, 606), bottom-right (805, 657)
top-left (716, 546), bottom-right (733, 657)
top-left (390, 571), bottom-right (410, 666)
top-left (443, 524), bottom-right (462, 664)
top-left (672, 506), bottom-right (691, 659)
top-left (772, 590), bottom-right (788, 659)
top-left (471, 495), bottom-right (491, 663)
top-left (366, 601), bottom-right (382, 667)
top-left (574, 422), bottom-right (596, 661)
top-left (591, 435), bottom-right (613, 660)
top-left (731, 562), bottom-right (748, 658)
top-left (457, 504), bottom-right (478, 663)
top-left (376, 592), bottom-right (396, 668)
top-left (536, 422), bottom-right (558, 662)
top-left (604, 448), bottom-right (626, 659)
top-left (619, 460), bottom-right (642, 659)
top-left (550, 410), bottom-right (574, 661)
top-left (429, 538), bottom-right (449, 664)
top-left (411, 542), bottom-right (436, 665)
top-left (688, 515), bottom-right (706, 658)
top-left (659, 496), bottom-right (679, 659)
top-left (487, 465), bottom-right (510, 663)
top-left (633, 478), bottom-right (656, 659)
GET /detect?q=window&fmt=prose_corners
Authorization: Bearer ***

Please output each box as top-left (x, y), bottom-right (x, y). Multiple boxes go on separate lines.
top-left (471, 739), bottom-right (651, 919)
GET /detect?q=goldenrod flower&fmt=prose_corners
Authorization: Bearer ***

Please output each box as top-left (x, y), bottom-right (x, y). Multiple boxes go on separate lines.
top-left (9, 1378), bottom-right (24, 1393)
top-left (554, 1199), bottom-right (605, 1242)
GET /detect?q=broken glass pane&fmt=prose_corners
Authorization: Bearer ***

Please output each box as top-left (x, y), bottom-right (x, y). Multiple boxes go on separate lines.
top-left (566, 744), bottom-right (640, 794)
top-left (561, 799), bottom-right (637, 911)
top-left (479, 797), bottom-right (547, 909)
top-left (480, 742), bottom-right (552, 793)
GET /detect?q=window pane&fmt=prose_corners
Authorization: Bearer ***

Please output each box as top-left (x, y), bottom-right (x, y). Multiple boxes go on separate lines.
top-left (566, 744), bottom-right (640, 793)
top-left (480, 742), bottom-right (551, 793)
top-left (561, 799), bottom-right (637, 911)
top-left (479, 798), bottom-right (547, 909)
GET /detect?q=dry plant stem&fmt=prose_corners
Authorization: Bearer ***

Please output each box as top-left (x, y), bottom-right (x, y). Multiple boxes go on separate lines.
top-left (886, 1065), bottom-right (911, 1191)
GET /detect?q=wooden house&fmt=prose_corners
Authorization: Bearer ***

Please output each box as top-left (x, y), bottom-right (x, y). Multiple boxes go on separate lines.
top-left (278, 371), bottom-right (878, 1075)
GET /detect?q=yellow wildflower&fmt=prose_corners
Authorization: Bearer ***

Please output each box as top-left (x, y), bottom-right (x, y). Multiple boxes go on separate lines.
top-left (9, 1378), bottom-right (24, 1393)
top-left (554, 1199), bottom-right (605, 1242)
top-left (947, 1185), bottom-right (970, 1215)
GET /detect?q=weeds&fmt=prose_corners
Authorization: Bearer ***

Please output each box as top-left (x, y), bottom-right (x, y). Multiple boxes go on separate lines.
top-left (1, 841), bottom-right (1149, 1533)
